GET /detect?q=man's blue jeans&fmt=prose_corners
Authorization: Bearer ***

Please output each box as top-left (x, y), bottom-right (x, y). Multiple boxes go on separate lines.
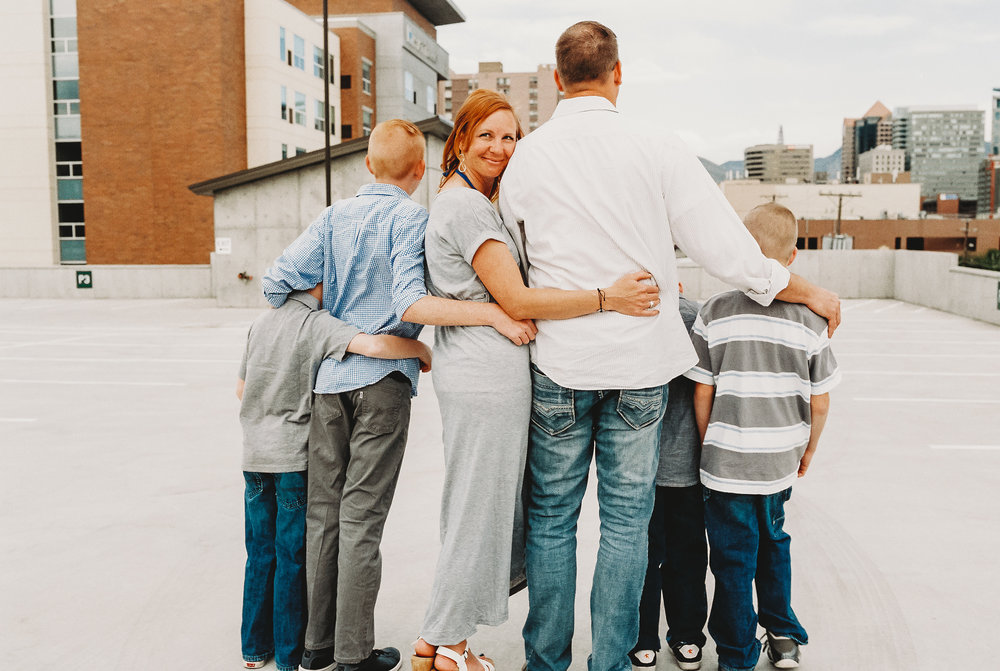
top-left (635, 484), bottom-right (708, 652)
top-left (523, 365), bottom-right (665, 671)
top-left (242, 471), bottom-right (308, 671)
top-left (703, 487), bottom-right (807, 671)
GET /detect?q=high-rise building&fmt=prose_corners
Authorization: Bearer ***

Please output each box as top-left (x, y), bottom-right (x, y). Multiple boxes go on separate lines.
top-left (0, 0), bottom-right (461, 267)
top-left (977, 156), bottom-right (1000, 217)
top-left (894, 105), bottom-right (985, 200)
top-left (841, 101), bottom-right (893, 183)
top-left (991, 87), bottom-right (1000, 155)
top-left (744, 142), bottom-right (813, 183)
top-left (441, 62), bottom-right (562, 133)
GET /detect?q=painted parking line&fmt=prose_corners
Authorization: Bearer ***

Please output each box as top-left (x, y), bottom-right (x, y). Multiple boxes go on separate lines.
top-left (854, 397), bottom-right (1000, 404)
top-left (929, 445), bottom-right (1000, 451)
top-left (0, 378), bottom-right (185, 387)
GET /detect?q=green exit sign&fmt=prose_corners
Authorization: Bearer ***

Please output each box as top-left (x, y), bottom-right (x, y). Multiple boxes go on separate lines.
top-left (76, 270), bottom-right (92, 289)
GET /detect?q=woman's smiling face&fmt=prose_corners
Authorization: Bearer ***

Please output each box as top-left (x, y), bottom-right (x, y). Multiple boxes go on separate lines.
top-left (462, 109), bottom-right (518, 183)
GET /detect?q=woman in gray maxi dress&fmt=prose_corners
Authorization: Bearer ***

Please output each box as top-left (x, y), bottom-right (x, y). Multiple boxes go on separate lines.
top-left (415, 89), bottom-right (660, 671)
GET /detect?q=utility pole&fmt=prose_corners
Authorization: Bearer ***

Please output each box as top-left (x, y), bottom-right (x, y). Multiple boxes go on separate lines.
top-left (323, 0), bottom-right (332, 206)
top-left (820, 191), bottom-right (862, 236)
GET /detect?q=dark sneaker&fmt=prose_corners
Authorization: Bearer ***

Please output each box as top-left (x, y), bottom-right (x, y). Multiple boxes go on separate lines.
top-left (300, 647), bottom-right (337, 671)
top-left (669, 642), bottom-right (702, 670)
top-left (628, 649), bottom-right (656, 670)
top-left (764, 633), bottom-right (800, 669)
top-left (340, 648), bottom-right (402, 671)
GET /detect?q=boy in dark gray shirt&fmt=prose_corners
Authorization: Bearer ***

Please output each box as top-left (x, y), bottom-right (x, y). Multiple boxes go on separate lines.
top-left (685, 204), bottom-right (839, 671)
top-left (236, 284), bottom-right (430, 671)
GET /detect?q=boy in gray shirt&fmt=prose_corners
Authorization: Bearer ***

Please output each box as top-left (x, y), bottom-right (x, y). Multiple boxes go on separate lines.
top-left (685, 204), bottom-right (839, 671)
top-left (237, 283), bottom-right (431, 671)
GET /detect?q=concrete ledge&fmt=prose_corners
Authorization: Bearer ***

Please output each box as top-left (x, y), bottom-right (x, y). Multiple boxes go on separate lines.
top-left (0, 265), bottom-right (213, 299)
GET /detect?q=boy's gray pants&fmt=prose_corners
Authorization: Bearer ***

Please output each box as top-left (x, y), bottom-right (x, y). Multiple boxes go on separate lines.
top-left (303, 373), bottom-right (411, 663)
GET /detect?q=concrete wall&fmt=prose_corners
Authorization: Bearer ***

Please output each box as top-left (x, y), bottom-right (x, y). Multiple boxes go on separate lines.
top-left (0, 265), bottom-right (212, 299)
top-left (210, 133), bottom-right (446, 308)
top-left (678, 249), bottom-right (1000, 326)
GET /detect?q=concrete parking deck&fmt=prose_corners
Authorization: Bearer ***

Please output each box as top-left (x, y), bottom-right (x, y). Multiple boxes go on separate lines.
top-left (1, 298), bottom-right (998, 670)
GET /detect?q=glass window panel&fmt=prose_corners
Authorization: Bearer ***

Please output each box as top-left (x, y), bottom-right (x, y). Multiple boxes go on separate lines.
top-left (73, 164), bottom-right (82, 176)
top-left (52, 52), bottom-right (78, 77)
top-left (57, 164), bottom-right (71, 176)
top-left (57, 178), bottom-right (83, 200)
top-left (58, 202), bottom-right (84, 222)
top-left (67, 39), bottom-right (77, 52)
top-left (51, 17), bottom-right (76, 38)
top-left (59, 239), bottom-right (86, 263)
top-left (59, 225), bottom-right (73, 237)
top-left (52, 40), bottom-right (65, 52)
top-left (74, 225), bottom-right (85, 237)
top-left (55, 116), bottom-right (81, 139)
top-left (56, 142), bottom-right (81, 161)
top-left (295, 147), bottom-right (306, 156)
top-left (314, 46), bottom-right (324, 78)
top-left (294, 92), bottom-right (306, 126)
top-left (281, 144), bottom-right (288, 159)
top-left (50, 0), bottom-right (76, 16)
top-left (70, 102), bottom-right (80, 113)
top-left (279, 26), bottom-right (285, 60)
top-left (293, 35), bottom-right (305, 70)
top-left (54, 79), bottom-right (79, 99)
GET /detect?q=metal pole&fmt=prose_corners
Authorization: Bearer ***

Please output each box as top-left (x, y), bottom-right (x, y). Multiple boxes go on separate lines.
top-left (323, 0), bottom-right (332, 206)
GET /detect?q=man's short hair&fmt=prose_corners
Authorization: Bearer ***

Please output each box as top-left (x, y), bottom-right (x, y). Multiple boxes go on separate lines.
top-left (367, 119), bottom-right (425, 180)
top-left (744, 203), bottom-right (798, 261)
top-left (555, 21), bottom-right (619, 86)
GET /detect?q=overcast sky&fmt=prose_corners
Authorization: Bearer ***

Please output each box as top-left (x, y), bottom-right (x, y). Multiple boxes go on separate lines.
top-left (435, 0), bottom-right (1000, 164)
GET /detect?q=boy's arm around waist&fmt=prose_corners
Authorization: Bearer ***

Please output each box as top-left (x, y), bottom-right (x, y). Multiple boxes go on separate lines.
top-left (798, 393), bottom-right (830, 477)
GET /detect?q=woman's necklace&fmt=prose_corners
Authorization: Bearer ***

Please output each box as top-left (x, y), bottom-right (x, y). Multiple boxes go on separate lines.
top-left (455, 169), bottom-right (477, 191)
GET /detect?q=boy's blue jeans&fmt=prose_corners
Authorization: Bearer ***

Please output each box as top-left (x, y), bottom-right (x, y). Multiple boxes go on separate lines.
top-left (242, 471), bottom-right (308, 671)
top-left (523, 364), bottom-right (665, 671)
top-left (703, 487), bottom-right (807, 671)
top-left (635, 484), bottom-right (708, 652)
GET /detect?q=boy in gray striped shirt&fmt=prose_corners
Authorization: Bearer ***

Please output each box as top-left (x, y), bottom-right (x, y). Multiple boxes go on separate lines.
top-left (685, 203), bottom-right (839, 671)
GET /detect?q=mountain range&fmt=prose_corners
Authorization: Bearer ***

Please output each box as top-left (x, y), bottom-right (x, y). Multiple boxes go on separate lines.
top-left (699, 147), bottom-right (842, 183)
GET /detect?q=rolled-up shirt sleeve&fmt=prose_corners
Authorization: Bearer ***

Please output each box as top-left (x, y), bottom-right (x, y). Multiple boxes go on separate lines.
top-left (389, 206), bottom-right (429, 318)
top-left (662, 134), bottom-right (790, 306)
top-left (261, 215), bottom-right (327, 308)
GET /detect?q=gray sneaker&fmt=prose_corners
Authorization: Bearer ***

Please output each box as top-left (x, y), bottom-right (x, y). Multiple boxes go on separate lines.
top-left (764, 632), bottom-right (800, 669)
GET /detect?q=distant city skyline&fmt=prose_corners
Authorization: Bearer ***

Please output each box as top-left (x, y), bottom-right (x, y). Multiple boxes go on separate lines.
top-left (436, 0), bottom-right (1000, 164)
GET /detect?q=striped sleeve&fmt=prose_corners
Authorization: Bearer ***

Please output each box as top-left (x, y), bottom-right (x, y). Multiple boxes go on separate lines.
top-left (809, 332), bottom-right (841, 395)
top-left (684, 312), bottom-right (715, 385)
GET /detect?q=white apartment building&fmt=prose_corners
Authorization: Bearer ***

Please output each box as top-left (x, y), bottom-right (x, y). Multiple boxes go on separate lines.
top-left (721, 180), bottom-right (921, 220)
top-left (245, 0), bottom-right (341, 167)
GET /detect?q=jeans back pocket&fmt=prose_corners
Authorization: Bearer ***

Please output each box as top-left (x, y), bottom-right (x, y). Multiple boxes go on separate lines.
top-left (530, 367), bottom-right (575, 436)
top-left (616, 387), bottom-right (664, 430)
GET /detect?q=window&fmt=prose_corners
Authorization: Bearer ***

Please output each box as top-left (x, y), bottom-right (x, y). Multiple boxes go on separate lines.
top-left (342, 124), bottom-right (352, 139)
top-left (404, 72), bottom-right (415, 104)
top-left (467, 79), bottom-right (477, 91)
top-left (362, 59), bottom-right (372, 95)
top-left (282, 143), bottom-right (288, 159)
top-left (295, 147), bottom-right (306, 156)
top-left (293, 35), bottom-right (305, 70)
top-left (314, 46), bottom-right (324, 78)
top-left (341, 74), bottom-right (351, 89)
top-left (314, 100), bottom-right (325, 131)
top-left (426, 85), bottom-right (435, 114)
top-left (362, 107), bottom-right (373, 136)
top-left (279, 27), bottom-right (285, 61)
top-left (294, 91), bottom-right (306, 126)
top-left (280, 85), bottom-right (287, 120)
top-left (329, 56), bottom-right (336, 84)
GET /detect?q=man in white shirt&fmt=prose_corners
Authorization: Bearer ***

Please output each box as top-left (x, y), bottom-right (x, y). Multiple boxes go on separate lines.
top-left (499, 20), bottom-right (840, 671)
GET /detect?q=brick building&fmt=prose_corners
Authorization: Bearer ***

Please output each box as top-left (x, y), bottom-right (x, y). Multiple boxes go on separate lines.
top-left (0, 0), bottom-right (460, 267)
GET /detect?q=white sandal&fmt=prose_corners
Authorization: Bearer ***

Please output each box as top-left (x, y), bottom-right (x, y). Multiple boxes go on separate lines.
top-left (435, 644), bottom-right (496, 671)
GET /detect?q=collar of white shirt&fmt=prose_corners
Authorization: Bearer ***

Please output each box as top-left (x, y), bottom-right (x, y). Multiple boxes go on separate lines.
top-left (550, 95), bottom-right (620, 119)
